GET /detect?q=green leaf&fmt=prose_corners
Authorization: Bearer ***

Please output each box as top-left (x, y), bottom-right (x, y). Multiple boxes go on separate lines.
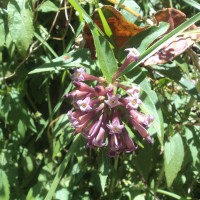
top-left (0, 10), bottom-right (5, 50)
top-left (44, 135), bottom-right (82, 200)
top-left (37, 0), bottom-right (59, 12)
top-left (153, 64), bottom-right (200, 101)
top-left (8, 0), bottom-right (34, 56)
top-left (68, 0), bottom-right (118, 83)
top-left (94, 33), bottom-right (118, 83)
top-left (28, 49), bottom-right (92, 74)
top-left (164, 134), bottom-right (184, 187)
top-left (0, 169), bottom-right (10, 200)
top-left (5, 32), bottom-right (15, 58)
top-left (118, 22), bottom-right (169, 61)
top-left (184, 126), bottom-right (200, 165)
top-left (117, 0), bottom-right (143, 23)
top-left (134, 194), bottom-right (146, 200)
top-left (120, 12), bottom-right (200, 76)
top-left (98, 150), bottom-right (109, 192)
top-left (182, 0), bottom-right (200, 10)
top-left (133, 144), bottom-right (153, 181)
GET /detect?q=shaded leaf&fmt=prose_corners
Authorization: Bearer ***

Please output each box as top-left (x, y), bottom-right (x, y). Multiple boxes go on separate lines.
top-left (29, 49), bottom-right (92, 74)
top-left (164, 134), bottom-right (184, 187)
top-left (0, 169), bottom-right (10, 200)
top-left (98, 150), bottom-right (109, 192)
top-left (8, 0), bottom-right (34, 56)
top-left (184, 126), bottom-right (200, 166)
top-left (153, 64), bottom-right (200, 101)
top-left (0, 10), bottom-right (5, 50)
top-left (37, 0), bottom-right (59, 13)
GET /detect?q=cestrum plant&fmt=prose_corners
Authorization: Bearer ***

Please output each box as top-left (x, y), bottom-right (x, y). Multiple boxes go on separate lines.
top-left (66, 48), bottom-right (154, 156)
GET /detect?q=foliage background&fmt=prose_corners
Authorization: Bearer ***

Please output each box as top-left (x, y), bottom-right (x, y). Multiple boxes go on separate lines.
top-left (0, 0), bottom-right (199, 199)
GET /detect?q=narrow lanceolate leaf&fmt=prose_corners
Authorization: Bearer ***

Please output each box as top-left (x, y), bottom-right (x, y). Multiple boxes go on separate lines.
top-left (7, 0), bottom-right (34, 56)
top-left (164, 134), bottom-right (184, 187)
top-left (0, 10), bottom-right (5, 50)
top-left (98, 150), bottom-right (109, 192)
top-left (68, 0), bottom-right (118, 83)
top-left (0, 169), bottom-right (10, 200)
top-left (44, 135), bottom-right (82, 200)
top-left (93, 31), bottom-right (118, 83)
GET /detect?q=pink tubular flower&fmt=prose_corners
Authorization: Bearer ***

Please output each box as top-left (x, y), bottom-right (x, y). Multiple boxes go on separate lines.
top-left (113, 48), bottom-right (140, 80)
top-left (105, 93), bottom-right (122, 108)
top-left (66, 48), bottom-right (154, 156)
top-left (66, 90), bottom-right (89, 99)
top-left (76, 96), bottom-right (92, 112)
top-left (107, 121), bottom-right (124, 134)
top-left (121, 129), bottom-right (137, 152)
top-left (108, 133), bottom-right (121, 151)
top-left (73, 81), bottom-right (96, 94)
top-left (107, 110), bottom-right (124, 134)
top-left (67, 110), bottom-right (79, 127)
top-left (125, 48), bottom-right (140, 62)
top-left (126, 84), bottom-right (140, 96)
top-left (71, 67), bottom-right (85, 81)
top-left (124, 95), bottom-right (142, 109)
top-left (72, 67), bottom-right (106, 82)
top-left (129, 109), bottom-right (153, 127)
top-left (129, 117), bottom-right (153, 144)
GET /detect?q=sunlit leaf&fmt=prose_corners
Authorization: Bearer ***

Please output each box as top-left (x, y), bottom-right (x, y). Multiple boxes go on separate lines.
top-left (37, 0), bottom-right (59, 13)
top-left (0, 169), bottom-right (10, 200)
top-left (8, 0), bottom-right (34, 55)
top-left (164, 134), bottom-right (184, 187)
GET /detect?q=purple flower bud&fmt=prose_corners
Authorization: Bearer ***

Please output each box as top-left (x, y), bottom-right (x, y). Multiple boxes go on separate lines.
top-left (86, 114), bottom-right (104, 147)
top-left (121, 129), bottom-right (137, 153)
top-left (95, 85), bottom-right (107, 96)
top-left (129, 117), bottom-right (153, 144)
top-left (67, 110), bottom-right (79, 127)
top-left (108, 133), bottom-right (121, 151)
top-left (129, 109), bottom-right (148, 125)
top-left (78, 111), bottom-right (95, 125)
top-left (105, 93), bottom-right (122, 108)
top-left (113, 48), bottom-right (140, 80)
top-left (66, 90), bottom-right (88, 98)
top-left (125, 48), bottom-right (140, 62)
top-left (90, 126), bottom-right (106, 147)
top-left (146, 114), bottom-right (154, 126)
top-left (73, 81), bottom-right (96, 94)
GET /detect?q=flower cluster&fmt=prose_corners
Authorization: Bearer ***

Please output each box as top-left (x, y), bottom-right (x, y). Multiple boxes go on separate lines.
top-left (66, 48), bottom-right (154, 156)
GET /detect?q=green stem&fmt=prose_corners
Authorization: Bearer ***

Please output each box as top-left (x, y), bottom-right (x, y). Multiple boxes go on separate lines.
top-left (154, 163), bottom-right (164, 193)
top-left (110, 157), bottom-right (119, 194)
top-left (156, 189), bottom-right (185, 199)
top-left (46, 81), bottom-right (52, 121)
